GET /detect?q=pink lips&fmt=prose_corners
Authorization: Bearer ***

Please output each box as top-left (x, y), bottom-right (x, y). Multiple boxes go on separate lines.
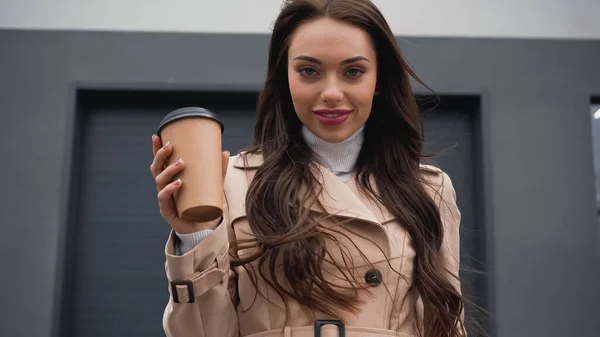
top-left (313, 109), bottom-right (352, 126)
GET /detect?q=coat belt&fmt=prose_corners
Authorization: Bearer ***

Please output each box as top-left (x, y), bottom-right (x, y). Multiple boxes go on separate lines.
top-left (245, 325), bottom-right (417, 337)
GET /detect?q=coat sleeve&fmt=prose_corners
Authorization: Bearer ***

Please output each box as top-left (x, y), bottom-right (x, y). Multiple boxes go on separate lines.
top-left (437, 171), bottom-right (467, 336)
top-left (162, 194), bottom-right (239, 337)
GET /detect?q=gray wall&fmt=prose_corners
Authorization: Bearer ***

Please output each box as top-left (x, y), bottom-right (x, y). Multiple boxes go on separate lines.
top-left (1, 29), bottom-right (599, 337)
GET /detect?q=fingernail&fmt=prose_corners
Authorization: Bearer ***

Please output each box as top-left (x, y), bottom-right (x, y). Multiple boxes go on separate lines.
top-left (175, 179), bottom-right (182, 185)
top-left (162, 141), bottom-right (170, 150)
top-left (175, 158), bottom-right (183, 166)
top-left (225, 150), bottom-right (230, 156)
top-left (152, 134), bottom-right (157, 140)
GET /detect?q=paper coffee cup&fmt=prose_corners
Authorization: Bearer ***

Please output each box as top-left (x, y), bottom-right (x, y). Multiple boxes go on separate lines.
top-left (156, 107), bottom-right (225, 223)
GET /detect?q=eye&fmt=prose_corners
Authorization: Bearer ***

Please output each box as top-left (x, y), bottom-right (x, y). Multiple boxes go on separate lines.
top-left (298, 67), bottom-right (319, 77)
top-left (346, 68), bottom-right (364, 78)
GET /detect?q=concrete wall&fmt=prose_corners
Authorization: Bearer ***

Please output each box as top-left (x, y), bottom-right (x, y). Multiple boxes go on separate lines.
top-left (2, 1), bottom-right (600, 336)
top-left (0, 29), bottom-right (599, 337)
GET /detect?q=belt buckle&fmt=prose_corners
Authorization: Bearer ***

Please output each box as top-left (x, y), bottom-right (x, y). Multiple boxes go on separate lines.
top-left (170, 280), bottom-right (195, 303)
top-left (314, 319), bottom-right (345, 337)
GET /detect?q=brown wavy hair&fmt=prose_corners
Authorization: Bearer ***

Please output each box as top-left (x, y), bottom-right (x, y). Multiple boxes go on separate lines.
top-left (231, 1), bottom-right (466, 336)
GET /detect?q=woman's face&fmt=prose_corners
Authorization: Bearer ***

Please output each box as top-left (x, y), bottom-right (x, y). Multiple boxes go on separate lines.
top-left (287, 17), bottom-right (378, 143)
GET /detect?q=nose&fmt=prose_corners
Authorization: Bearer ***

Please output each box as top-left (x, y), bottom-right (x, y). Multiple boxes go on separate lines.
top-left (320, 76), bottom-right (343, 103)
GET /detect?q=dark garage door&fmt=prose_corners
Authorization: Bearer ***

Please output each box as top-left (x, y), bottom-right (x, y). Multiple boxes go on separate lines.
top-left (60, 91), bottom-right (485, 336)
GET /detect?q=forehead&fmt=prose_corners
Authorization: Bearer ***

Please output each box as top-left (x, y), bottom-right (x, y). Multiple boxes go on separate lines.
top-left (288, 17), bottom-right (376, 61)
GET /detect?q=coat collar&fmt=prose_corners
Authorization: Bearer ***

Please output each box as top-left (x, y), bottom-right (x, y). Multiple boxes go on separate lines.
top-left (232, 151), bottom-right (442, 174)
top-left (231, 152), bottom-right (440, 226)
top-left (232, 152), bottom-right (382, 225)
top-left (232, 151), bottom-right (264, 170)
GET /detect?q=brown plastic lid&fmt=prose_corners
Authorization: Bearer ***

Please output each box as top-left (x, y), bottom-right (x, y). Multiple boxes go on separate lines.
top-left (156, 107), bottom-right (224, 136)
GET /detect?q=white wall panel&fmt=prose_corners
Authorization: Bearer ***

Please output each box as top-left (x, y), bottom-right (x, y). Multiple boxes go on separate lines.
top-left (1, 0), bottom-right (599, 39)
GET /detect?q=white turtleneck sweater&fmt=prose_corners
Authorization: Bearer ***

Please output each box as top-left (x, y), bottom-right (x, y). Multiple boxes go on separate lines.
top-left (174, 125), bottom-right (365, 255)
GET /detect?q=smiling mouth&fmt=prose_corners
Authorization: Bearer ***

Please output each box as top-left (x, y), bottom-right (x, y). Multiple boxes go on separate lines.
top-left (313, 109), bottom-right (353, 116)
top-left (312, 109), bottom-right (353, 126)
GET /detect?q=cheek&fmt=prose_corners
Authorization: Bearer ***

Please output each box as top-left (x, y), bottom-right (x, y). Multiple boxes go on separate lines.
top-left (353, 78), bottom-right (377, 114)
top-left (288, 75), bottom-right (313, 114)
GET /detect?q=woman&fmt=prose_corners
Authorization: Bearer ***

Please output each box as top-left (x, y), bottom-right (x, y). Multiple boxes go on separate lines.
top-left (150, 0), bottom-right (466, 336)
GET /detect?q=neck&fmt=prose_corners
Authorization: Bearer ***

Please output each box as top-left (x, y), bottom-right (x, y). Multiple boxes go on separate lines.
top-left (301, 125), bottom-right (364, 181)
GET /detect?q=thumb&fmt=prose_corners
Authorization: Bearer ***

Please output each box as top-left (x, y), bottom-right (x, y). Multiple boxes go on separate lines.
top-left (221, 150), bottom-right (230, 180)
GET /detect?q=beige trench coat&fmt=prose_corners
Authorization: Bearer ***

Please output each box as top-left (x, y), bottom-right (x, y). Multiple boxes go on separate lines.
top-left (162, 153), bottom-right (463, 337)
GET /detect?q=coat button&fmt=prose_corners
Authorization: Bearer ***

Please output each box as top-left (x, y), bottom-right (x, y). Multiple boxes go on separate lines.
top-left (365, 269), bottom-right (382, 286)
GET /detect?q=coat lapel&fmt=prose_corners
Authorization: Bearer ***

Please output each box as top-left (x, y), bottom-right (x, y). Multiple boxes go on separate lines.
top-left (232, 153), bottom-right (441, 227)
top-left (345, 175), bottom-right (397, 224)
top-left (232, 152), bottom-right (395, 257)
top-left (232, 152), bottom-right (387, 226)
top-left (307, 162), bottom-right (381, 226)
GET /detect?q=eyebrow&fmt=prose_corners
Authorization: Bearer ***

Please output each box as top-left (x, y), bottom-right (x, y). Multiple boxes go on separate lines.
top-left (293, 55), bottom-right (369, 65)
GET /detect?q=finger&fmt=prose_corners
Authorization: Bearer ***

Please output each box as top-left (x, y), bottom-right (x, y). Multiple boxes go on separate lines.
top-left (155, 158), bottom-right (184, 191)
top-left (221, 150), bottom-right (230, 179)
top-left (157, 179), bottom-right (182, 221)
top-left (152, 134), bottom-right (162, 157)
top-left (150, 141), bottom-right (173, 177)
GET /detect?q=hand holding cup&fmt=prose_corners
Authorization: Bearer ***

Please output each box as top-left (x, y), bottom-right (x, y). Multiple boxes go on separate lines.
top-left (150, 107), bottom-right (227, 234)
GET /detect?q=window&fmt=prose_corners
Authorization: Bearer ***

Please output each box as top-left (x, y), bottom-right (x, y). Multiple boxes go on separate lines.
top-left (590, 103), bottom-right (600, 247)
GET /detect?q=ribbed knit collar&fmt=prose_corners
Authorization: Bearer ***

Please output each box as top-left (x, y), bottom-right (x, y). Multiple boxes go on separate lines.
top-left (301, 125), bottom-right (364, 177)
